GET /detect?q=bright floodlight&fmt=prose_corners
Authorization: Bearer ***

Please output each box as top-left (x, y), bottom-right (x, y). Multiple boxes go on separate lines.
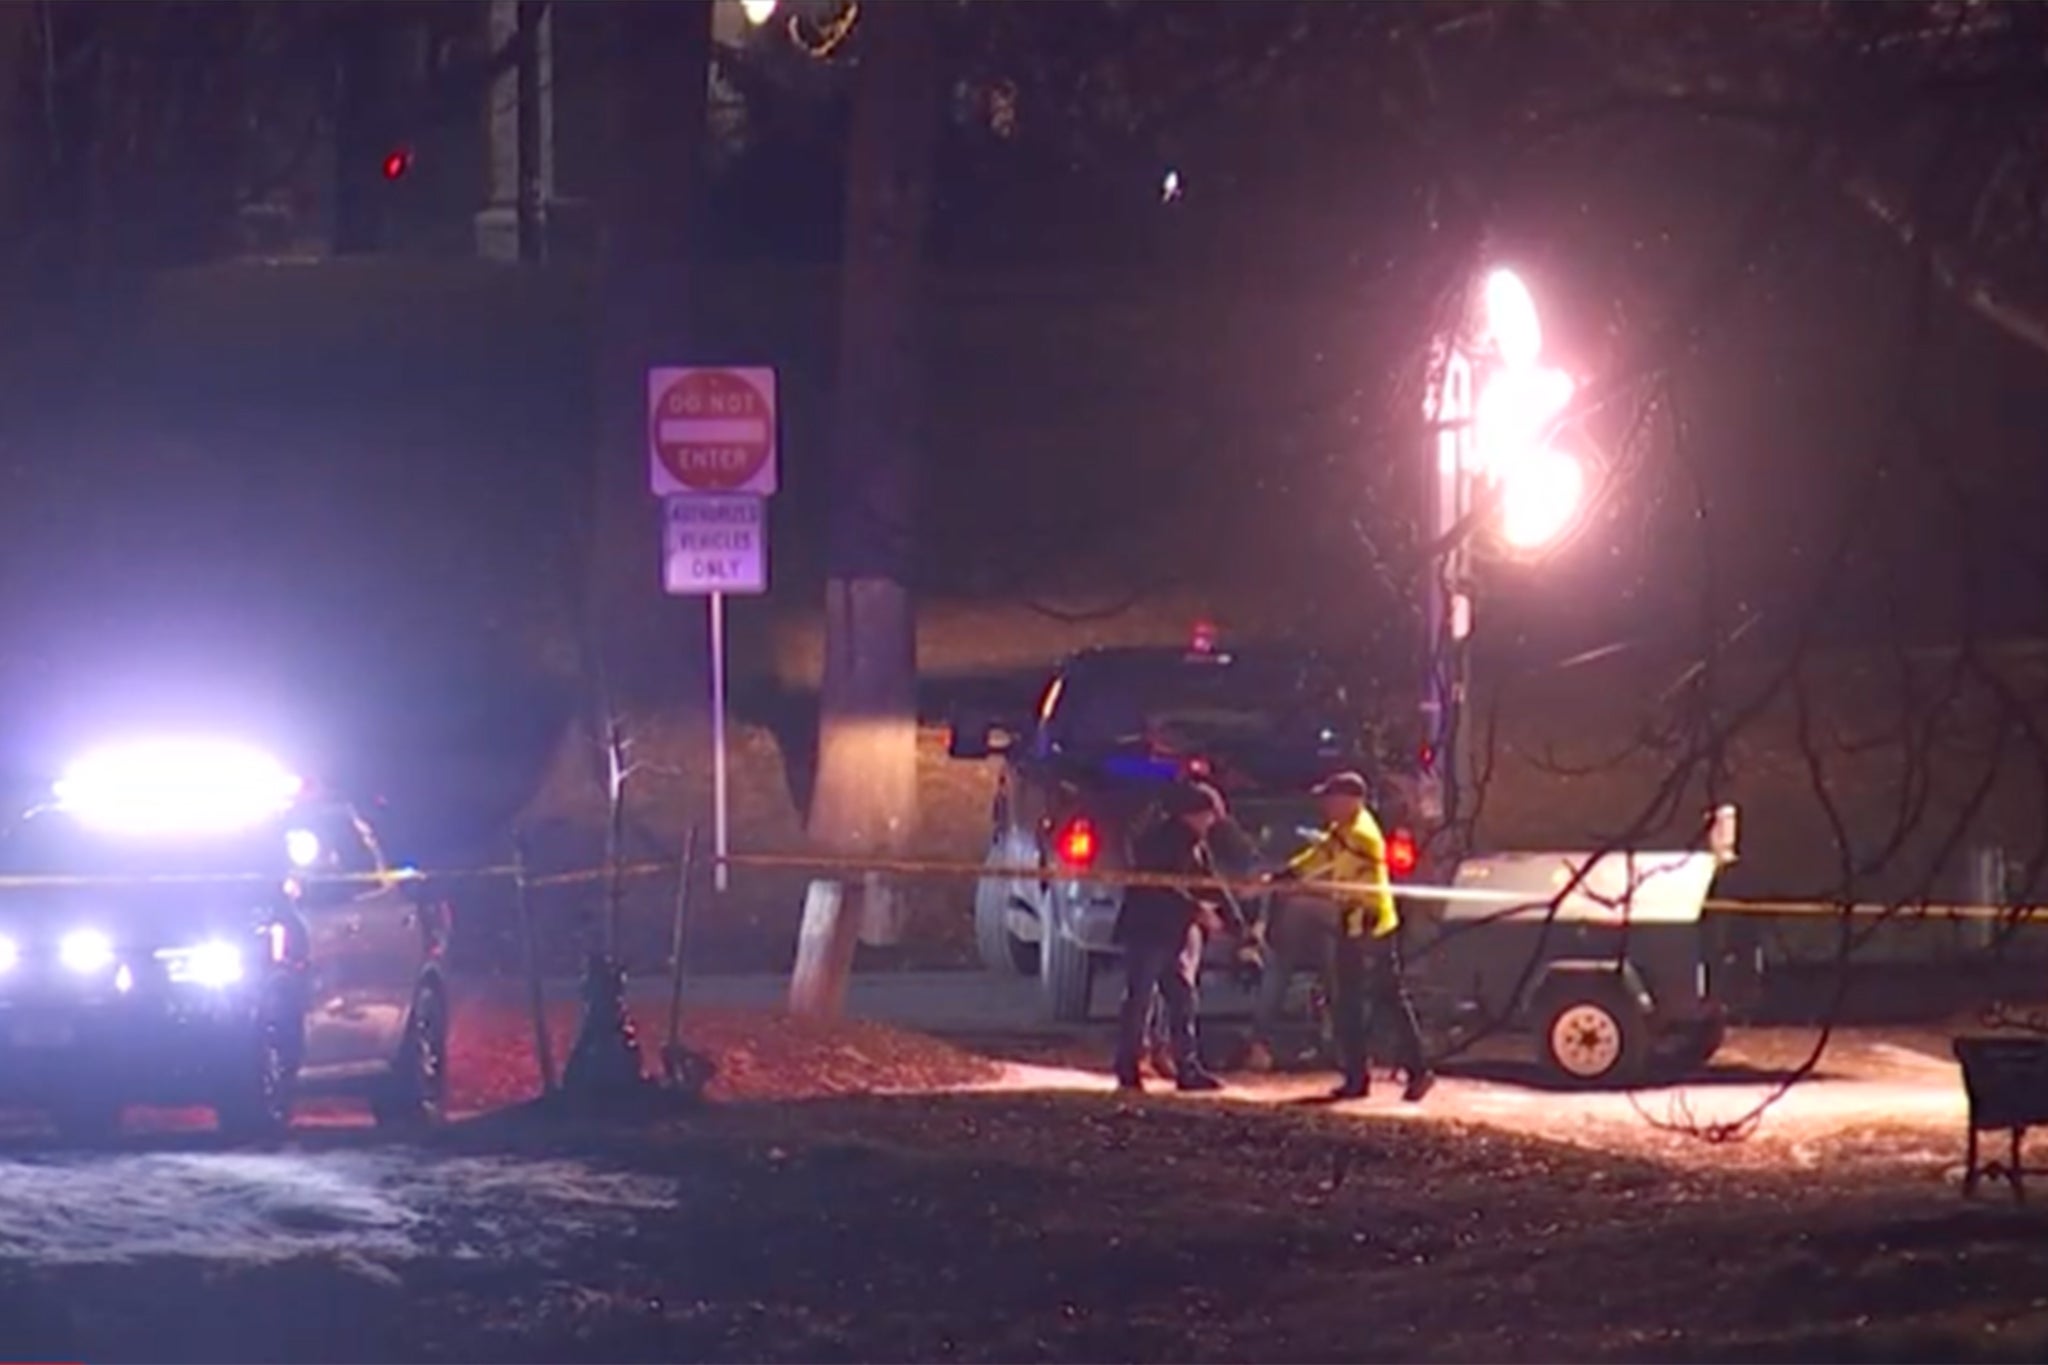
top-left (1483, 268), bottom-right (1543, 369)
top-left (1474, 364), bottom-right (1574, 475)
top-left (1499, 446), bottom-right (1586, 551)
top-left (740, 0), bottom-right (778, 24)
top-left (54, 738), bottom-right (303, 836)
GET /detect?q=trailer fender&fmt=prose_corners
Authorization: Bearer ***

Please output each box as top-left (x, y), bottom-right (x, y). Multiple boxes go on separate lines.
top-left (1525, 958), bottom-right (1655, 1021)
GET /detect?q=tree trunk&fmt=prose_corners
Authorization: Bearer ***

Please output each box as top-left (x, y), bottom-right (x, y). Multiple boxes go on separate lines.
top-left (586, 0), bottom-right (711, 700)
top-left (0, 2), bottom-right (37, 254)
top-left (808, 2), bottom-right (940, 857)
top-left (331, 7), bottom-right (391, 256)
top-left (573, 0), bottom-right (711, 926)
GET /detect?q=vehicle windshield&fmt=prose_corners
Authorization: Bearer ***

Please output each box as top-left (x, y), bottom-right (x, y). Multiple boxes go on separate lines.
top-left (1045, 652), bottom-right (1361, 773)
top-left (0, 808), bottom-right (294, 879)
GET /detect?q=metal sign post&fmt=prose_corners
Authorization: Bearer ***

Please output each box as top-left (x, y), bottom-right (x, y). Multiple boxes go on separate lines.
top-left (661, 494), bottom-right (766, 894)
top-left (710, 590), bottom-right (728, 891)
top-left (650, 366), bottom-right (777, 898)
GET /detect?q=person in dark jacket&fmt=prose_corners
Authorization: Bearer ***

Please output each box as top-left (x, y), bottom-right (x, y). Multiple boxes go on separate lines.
top-left (1113, 780), bottom-right (1242, 1092)
top-left (1141, 797), bottom-right (1260, 1081)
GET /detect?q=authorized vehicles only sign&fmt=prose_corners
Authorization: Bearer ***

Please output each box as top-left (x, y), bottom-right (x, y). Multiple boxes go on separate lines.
top-left (662, 494), bottom-right (767, 596)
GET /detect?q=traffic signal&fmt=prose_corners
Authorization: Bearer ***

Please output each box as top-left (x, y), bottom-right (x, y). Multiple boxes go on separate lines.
top-left (381, 146), bottom-right (413, 182)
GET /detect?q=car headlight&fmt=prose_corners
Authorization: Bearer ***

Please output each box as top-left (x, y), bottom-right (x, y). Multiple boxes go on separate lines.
top-left (0, 935), bottom-right (16, 974)
top-left (154, 939), bottom-right (245, 988)
top-left (286, 828), bottom-right (322, 869)
top-left (59, 928), bottom-right (115, 974)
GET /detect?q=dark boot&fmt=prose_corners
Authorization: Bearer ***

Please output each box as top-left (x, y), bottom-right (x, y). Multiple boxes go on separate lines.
top-left (1177, 1069), bottom-right (1224, 1093)
top-left (1331, 1071), bottom-right (1370, 1100)
top-left (1401, 1069), bottom-right (1436, 1103)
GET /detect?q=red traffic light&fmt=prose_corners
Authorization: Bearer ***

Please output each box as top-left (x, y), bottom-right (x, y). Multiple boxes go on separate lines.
top-left (381, 147), bottom-right (413, 181)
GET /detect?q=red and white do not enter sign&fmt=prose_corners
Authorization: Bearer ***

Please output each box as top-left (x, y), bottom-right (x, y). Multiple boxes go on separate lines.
top-left (647, 366), bottom-right (778, 497)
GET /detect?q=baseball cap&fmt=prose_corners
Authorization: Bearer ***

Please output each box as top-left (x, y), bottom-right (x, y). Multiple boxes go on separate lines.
top-left (1310, 771), bottom-right (1369, 799)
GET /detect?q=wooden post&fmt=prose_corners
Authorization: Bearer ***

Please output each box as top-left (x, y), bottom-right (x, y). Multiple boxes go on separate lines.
top-left (661, 828), bottom-right (715, 1093)
top-left (514, 838), bottom-right (556, 1095)
top-left (665, 827), bottom-right (699, 1055)
top-left (789, 879), bottom-right (863, 1018)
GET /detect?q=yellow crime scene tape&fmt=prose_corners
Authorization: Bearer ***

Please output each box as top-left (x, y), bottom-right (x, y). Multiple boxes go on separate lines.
top-left (0, 850), bottom-right (2034, 925)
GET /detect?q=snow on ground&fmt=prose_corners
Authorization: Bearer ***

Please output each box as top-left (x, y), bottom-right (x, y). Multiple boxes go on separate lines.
top-left (0, 1147), bottom-right (679, 1281)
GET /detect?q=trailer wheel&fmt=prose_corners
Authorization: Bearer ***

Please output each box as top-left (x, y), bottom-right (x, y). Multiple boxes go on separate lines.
top-left (1538, 986), bottom-right (1650, 1088)
top-left (1041, 920), bottom-right (1095, 1023)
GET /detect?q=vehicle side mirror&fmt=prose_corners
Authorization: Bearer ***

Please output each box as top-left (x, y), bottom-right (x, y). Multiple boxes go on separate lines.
top-left (947, 712), bottom-right (1015, 760)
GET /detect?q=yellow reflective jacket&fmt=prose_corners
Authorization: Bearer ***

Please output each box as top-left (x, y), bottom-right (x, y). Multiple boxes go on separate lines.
top-left (1285, 809), bottom-right (1399, 940)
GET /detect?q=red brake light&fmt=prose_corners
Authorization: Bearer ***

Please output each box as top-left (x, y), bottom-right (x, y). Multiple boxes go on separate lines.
top-left (382, 147), bottom-right (413, 181)
top-left (1055, 816), bottom-right (1098, 868)
top-left (1387, 827), bottom-right (1419, 878)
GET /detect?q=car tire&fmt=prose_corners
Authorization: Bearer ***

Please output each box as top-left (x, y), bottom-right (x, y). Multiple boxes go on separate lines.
top-left (974, 862), bottom-right (1039, 977)
top-left (216, 1019), bottom-right (296, 1144)
top-left (371, 982), bottom-right (449, 1131)
top-left (1537, 984), bottom-right (1650, 1088)
top-left (1041, 918), bottom-right (1095, 1023)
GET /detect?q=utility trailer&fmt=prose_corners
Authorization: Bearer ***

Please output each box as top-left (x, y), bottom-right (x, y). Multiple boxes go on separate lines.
top-left (1405, 831), bottom-right (1754, 1086)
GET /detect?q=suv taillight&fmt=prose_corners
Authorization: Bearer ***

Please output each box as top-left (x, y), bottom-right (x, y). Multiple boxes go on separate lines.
top-left (1054, 815), bottom-right (1098, 869)
top-left (1387, 827), bottom-right (1419, 878)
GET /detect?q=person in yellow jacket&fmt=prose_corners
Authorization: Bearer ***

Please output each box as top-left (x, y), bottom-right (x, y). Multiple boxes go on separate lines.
top-left (1270, 771), bottom-right (1434, 1101)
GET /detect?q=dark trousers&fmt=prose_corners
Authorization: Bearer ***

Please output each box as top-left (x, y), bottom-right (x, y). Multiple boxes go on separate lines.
top-left (1115, 924), bottom-right (1203, 1083)
top-left (1252, 896), bottom-right (1338, 1046)
top-left (1333, 934), bottom-right (1428, 1087)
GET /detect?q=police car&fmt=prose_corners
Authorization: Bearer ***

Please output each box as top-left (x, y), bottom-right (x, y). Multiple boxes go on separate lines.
top-left (950, 631), bottom-right (1416, 1022)
top-left (0, 738), bottom-right (451, 1141)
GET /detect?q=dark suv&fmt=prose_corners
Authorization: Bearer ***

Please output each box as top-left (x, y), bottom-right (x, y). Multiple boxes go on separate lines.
top-left (949, 641), bottom-right (1410, 1022)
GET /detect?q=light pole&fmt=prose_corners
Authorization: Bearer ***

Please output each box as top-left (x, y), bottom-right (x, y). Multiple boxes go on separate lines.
top-left (1418, 268), bottom-right (1585, 849)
